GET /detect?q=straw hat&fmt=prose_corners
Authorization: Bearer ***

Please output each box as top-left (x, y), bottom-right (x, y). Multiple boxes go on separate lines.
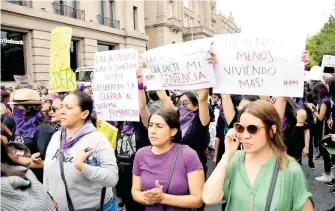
top-left (8, 88), bottom-right (42, 105)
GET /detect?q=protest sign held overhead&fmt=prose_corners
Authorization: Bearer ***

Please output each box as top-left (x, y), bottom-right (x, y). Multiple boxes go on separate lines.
top-left (13, 75), bottom-right (30, 88)
top-left (93, 49), bottom-right (139, 122)
top-left (322, 55), bottom-right (335, 68)
top-left (48, 27), bottom-right (77, 93)
top-left (142, 38), bottom-right (216, 90)
top-left (212, 34), bottom-right (305, 97)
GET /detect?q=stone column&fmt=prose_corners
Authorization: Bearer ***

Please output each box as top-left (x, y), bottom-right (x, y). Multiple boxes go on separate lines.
top-left (31, 30), bottom-right (51, 87)
top-left (82, 38), bottom-right (97, 67)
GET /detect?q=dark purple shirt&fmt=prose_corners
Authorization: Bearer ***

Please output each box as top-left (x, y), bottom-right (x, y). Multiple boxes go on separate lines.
top-left (133, 144), bottom-right (203, 211)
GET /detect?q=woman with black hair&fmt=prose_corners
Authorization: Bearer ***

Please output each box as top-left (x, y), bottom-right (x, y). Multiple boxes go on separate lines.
top-left (137, 67), bottom-right (212, 211)
top-left (1, 88), bottom-right (11, 115)
top-left (325, 77), bottom-right (335, 189)
top-left (306, 82), bottom-right (332, 182)
top-left (43, 92), bottom-right (119, 211)
top-left (1, 142), bottom-right (57, 211)
top-left (132, 108), bottom-right (204, 210)
top-left (282, 98), bottom-right (311, 166)
top-left (49, 95), bottom-right (66, 131)
top-left (4, 88), bottom-right (55, 183)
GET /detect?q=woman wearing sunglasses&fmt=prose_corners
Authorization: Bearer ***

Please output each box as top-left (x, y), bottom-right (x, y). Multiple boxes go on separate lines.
top-left (49, 95), bottom-right (66, 131)
top-left (203, 100), bottom-right (313, 211)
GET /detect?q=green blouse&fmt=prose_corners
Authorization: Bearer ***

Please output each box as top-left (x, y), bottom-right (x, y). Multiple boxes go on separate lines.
top-left (223, 151), bottom-right (312, 211)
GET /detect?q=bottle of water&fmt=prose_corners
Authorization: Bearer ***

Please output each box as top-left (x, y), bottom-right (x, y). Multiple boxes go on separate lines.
top-left (85, 148), bottom-right (102, 189)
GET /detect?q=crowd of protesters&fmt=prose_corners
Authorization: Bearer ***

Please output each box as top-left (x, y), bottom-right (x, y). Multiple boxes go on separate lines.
top-left (1, 50), bottom-right (335, 211)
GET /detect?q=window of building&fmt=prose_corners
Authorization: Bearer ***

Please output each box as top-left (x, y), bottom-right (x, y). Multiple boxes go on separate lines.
top-left (97, 44), bottom-right (116, 52)
top-left (133, 6), bottom-right (138, 30)
top-left (183, 14), bottom-right (188, 27)
top-left (197, 0), bottom-right (200, 15)
top-left (190, 17), bottom-right (193, 27)
top-left (184, 0), bottom-right (188, 8)
top-left (168, 1), bottom-right (173, 17)
top-left (68, 0), bottom-right (76, 8)
top-left (1, 30), bottom-right (25, 81)
top-left (70, 40), bottom-right (78, 71)
top-left (109, 0), bottom-right (114, 19)
top-left (99, 0), bottom-right (104, 24)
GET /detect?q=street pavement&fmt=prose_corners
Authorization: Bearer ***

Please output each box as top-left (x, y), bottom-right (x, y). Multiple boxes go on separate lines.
top-left (204, 154), bottom-right (335, 211)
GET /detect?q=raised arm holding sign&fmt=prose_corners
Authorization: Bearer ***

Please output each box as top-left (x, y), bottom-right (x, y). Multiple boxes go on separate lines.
top-left (142, 38), bottom-right (216, 91)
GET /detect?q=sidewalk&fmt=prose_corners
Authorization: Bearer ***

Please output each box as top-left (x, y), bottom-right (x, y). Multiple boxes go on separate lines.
top-left (204, 155), bottom-right (335, 211)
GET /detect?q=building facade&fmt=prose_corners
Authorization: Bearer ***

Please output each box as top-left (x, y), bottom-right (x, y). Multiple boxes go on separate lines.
top-left (145, 0), bottom-right (217, 49)
top-left (1, 0), bottom-right (148, 86)
top-left (216, 12), bottom-right (241, 34)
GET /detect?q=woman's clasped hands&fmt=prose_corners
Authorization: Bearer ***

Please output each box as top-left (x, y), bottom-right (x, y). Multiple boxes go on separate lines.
top-left (142, 180), bottom-right (165, 205)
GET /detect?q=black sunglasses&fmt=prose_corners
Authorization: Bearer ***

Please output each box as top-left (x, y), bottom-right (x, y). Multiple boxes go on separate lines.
top-left (51, 106), bottom-right (59, 113)
top-left (233, 123), bottom-right (266, 135)
top-left (179, 100), bottom-right (190, 107)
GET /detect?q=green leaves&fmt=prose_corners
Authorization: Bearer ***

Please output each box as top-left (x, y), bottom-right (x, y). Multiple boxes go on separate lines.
top-left (306, 10), bottom-right (335, 68)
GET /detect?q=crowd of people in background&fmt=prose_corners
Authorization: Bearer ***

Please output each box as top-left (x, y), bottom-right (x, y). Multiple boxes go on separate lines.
top-left (1, 51), bottom-right (335, 211)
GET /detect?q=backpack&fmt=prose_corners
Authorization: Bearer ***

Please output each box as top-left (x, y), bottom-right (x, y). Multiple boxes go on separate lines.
top-left (116, 131), bottom-right (136, 164)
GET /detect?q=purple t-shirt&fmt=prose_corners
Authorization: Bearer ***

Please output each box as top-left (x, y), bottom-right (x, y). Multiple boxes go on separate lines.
top-left (133, 144), bottom-right (203, 211)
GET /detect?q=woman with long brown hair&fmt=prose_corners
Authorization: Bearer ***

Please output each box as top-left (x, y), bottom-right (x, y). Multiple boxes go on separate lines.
top-left (203, 100), bottom-right (313, 211)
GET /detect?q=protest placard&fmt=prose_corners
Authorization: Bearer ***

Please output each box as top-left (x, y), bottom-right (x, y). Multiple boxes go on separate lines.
top-left (322, 55), bottom-right (335, 68)
top-left (93, 49), bottom-right (139, 121)
top-left (48, 27), bottom-right (77, 93)
top-left (96, 120), bottom-right (118, 150)
top-left (141, 38), bottom-right (215, 90)
top-left (143, 55), bottom-right (216, 90)
top-left (13, 75), bottom-right (30, 88)
top-left (212, 34), bottom-right (305, 97)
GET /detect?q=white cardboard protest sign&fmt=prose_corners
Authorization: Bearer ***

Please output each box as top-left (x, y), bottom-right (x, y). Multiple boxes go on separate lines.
top-left (142, 38), bottom-right (216, 90)
top-left (13, 75), bottom-right (30, 88)
top-left (322, 55), bottom-right (335, 68)
top-left (212, 34), bottom-right (305, 97)
top-left (143, 55), bottom-right (216, 90)
top-left (93, 49), bottom-right (139, 122)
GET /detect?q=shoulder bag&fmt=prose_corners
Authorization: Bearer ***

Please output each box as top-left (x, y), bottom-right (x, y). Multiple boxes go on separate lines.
top-left (58, 139), bottom-right (106, 211)
top-left (265, 161), bottom-right (279, 211)
top-left (163, 144), bottom-right (182, 211)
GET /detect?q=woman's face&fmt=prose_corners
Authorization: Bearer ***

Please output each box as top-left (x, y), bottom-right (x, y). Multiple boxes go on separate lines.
top-left (148, 114), bottom-right (177, 147)
top-left (179, 95), bottom-right (197, 111)
top-left (238, 112), bottom-right (270, 153)
top-left (2, 96), bottom-right (10, 104)
top-left (50, 98), bottom-right (62, 123)
top-left (14, 105), bottom-right (26, 111)
top-left (60, 94), bottom-right (88, 128)
top-left (41, 101), bottom-right (51, 112)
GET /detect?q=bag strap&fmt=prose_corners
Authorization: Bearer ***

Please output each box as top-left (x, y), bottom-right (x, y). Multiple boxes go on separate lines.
top-left (265, 161), bottom-right (279, 211)
top-left (58, 136), bottom-right (107, 211)
top-left (99, 187), bottom-right (106, 211)
top-left (163, 144), bottom-right (182, 211)
top-left (58, 141), bottom-right (75, 211)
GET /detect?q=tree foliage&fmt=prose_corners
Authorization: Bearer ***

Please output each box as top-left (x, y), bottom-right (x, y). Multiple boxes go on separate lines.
top-left (306, 11), bottom-right (335, 67)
